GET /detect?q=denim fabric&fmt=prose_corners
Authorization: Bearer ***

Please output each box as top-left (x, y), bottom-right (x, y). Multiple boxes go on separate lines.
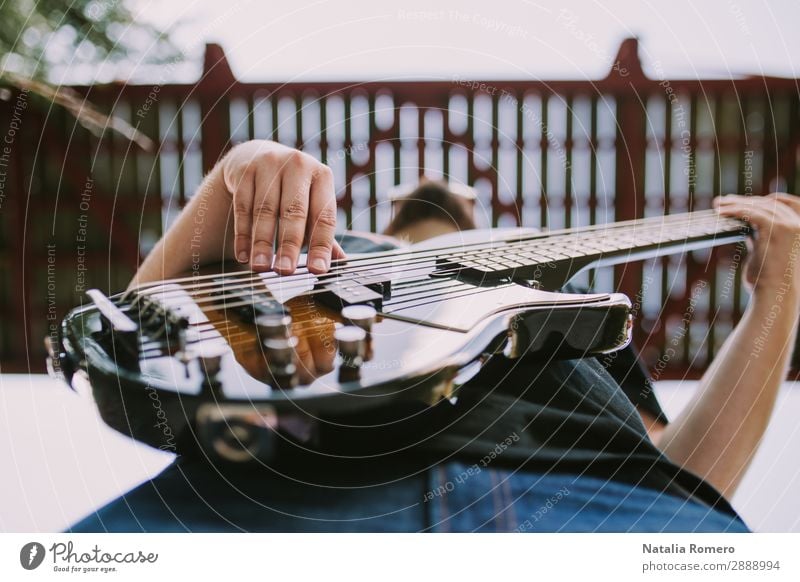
top-left (70, 456), bottom-right (428, 533)
top-left (427, 463), bottom-right (749, 533)
top-left (68, 459), bottom-right (748, 533)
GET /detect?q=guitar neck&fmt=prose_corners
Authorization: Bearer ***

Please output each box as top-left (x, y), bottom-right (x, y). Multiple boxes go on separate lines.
top-left (557, 209), bottom-right (747, 260)
top-left (443, 210), bottom-right (750, 290)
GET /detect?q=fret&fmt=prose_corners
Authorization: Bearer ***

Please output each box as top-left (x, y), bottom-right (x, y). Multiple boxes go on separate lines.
top-left (440, 211), bottom-right (748, 289)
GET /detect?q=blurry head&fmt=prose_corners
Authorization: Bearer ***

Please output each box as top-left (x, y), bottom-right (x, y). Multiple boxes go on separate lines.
top-left (383, 180), bottom-right (477, 242)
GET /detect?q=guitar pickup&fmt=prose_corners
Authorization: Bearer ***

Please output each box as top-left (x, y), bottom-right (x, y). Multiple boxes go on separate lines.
top-left (321, 281), bottom-right (383, 309)
top-left (347, 269), bottom-right (392, 299)
top-left (314, 267), bottom-right (392, 311)
top-left (211, 288), bottom-right (286, 324)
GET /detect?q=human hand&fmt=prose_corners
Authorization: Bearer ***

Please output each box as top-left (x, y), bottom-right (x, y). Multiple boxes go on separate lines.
top-left (714, 193), bottom-right (800, 299)
top-left (220, 140), bottom-right (346, 274)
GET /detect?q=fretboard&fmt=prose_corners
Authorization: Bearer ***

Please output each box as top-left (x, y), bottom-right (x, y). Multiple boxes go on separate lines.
top-left (439, 210), bottom-right (749, 289)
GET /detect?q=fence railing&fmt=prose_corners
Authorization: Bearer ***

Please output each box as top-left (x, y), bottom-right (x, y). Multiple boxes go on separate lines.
top-left (2, 38), bottom-right (798, 376)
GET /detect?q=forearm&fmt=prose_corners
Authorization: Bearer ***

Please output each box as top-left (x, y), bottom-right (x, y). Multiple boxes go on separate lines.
top-left (129, 165), bottom-right (234, 287)
top-left (658, 290), bottom-right (799, 497)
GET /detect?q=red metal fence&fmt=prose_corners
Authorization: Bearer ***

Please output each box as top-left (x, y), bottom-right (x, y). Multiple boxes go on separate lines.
top-left (1, 38), bottom-right (798, 375)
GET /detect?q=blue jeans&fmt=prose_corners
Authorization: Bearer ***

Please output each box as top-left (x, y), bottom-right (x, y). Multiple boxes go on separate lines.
top-left (69, 459), bottom-right (748, 533)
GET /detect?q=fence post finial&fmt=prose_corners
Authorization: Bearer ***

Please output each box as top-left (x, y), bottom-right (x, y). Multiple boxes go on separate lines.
top-left (607, 37), bottom-right (646, 80)
top-left (201, 43), bottom-right (236, 87)
top-left (199, 43), bottom-right (235, 173)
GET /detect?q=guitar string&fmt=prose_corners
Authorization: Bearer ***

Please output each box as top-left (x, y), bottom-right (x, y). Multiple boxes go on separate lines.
top-left (131, 213), bottom-right (747, 357)
top-left (122, 211), bottom-right (735, 313)
top-left (134, 221), bottom-right (744, 321)
top-left (144, 261), bottom-right (467, 315)
top-left (148, 221), bottom-right (689, 316)
top-left (139, 222), bottom-right (743, 352)
top-left (135, 215), bottom-right (743, 316)
top-left (124, 212), bottom-right (741, 311)
top-left (125, 210), bottom-right (731, 300)
top-left (126, 263), bottom-right (464, 325)
top-left (141, 284), bottom-right (507, 354)
top-left (120, 209), bottom-right (732, 300)
top-left (137, 237), bottom-right (746, 355)
top-left (144, 313), bottom-right (354, 353)
top-left (121, 213), bottom-right (747, 355)
top-left (147, 269), bottom-right (490, 325)
top-left (144, 276), bottom-right (501, 341)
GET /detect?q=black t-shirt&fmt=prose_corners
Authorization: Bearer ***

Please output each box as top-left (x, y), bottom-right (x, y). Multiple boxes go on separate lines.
top-left (425, 354), bottom-right (737, 515)
top-left (303, 233), bottom-right (740, 518)
top-left (299, 348), bottom-right (738, 518)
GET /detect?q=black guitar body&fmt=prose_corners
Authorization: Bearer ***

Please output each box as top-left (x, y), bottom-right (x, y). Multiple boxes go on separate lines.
top-left (47, 213), bottom-right (748, 462)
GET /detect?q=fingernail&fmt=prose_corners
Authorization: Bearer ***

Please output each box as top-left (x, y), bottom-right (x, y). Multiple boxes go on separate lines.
top-left (311, 257), bottom-right (328, 272)
top-left (276, 255), bottom-right (293, 272)
top-left (237, 250), bottom-right (249, 263)
top-left (253, 253), bottom-right (269, 267)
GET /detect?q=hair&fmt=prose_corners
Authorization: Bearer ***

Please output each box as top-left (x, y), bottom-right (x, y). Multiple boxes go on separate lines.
top-left (383, 180), bottom-right (476, 236)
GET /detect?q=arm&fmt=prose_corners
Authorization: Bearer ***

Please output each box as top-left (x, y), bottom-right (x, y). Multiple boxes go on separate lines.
top-left (131, 140), bottom-right (344, 287)
top-left (657, 193), bottom-right (800, 498)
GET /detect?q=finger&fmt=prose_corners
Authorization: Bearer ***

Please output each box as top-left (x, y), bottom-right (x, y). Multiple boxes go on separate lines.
top-left (231, 170), bottom-right (255, 263)
top-left (717, 193), bottom-right (785, 212)
top-left (717, 204), bottom-right (776, 286)
top-left (712, 194), bottom-right (737, 207)
top-left (305, 166), bottom-right (337, 274)
top-left (715, 194), bottom-right (758, 206)
top-left (332, 240), bottom-right (347, 261)
top-left (715, 195), bottom-right (780, 216)
top-left (716, 202), bottom-right (784, 234)
top-left (292, 334), bottom-right (317, 385)
top-left (250, 162), bottom-right (281, 271)
top-left (306, 324), bottom-right (335, 375)
top-left (766, 193), bottom-right (800, 218)
top-left (275, 163), bottom-right (311, 274)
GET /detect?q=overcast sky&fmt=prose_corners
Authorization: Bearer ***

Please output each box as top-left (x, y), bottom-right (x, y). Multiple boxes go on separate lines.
top-left (112, 0), bottom-right (800, 83)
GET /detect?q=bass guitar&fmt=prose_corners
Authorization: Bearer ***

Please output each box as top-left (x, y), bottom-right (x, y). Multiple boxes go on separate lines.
top-left (46, 209), bottom-right (748, 461)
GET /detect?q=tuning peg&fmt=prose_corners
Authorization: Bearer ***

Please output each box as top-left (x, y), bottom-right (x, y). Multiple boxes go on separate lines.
top-left (341, 304), bottom-right (376, 361)
top-left (196, 345), bottom-right (227, 389)
top-left (200, 352), bottom-right (223, 376)
top-left (263, 336), bottom-right (299, 389)
top-left (335, 325), bottom-right (366, 382)
top-left (341, 304), bottom-right (377, 332)
top-left (255, 312), bottom-right (293, 341)
top-left (170, 315), bottom-right (190, 353)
